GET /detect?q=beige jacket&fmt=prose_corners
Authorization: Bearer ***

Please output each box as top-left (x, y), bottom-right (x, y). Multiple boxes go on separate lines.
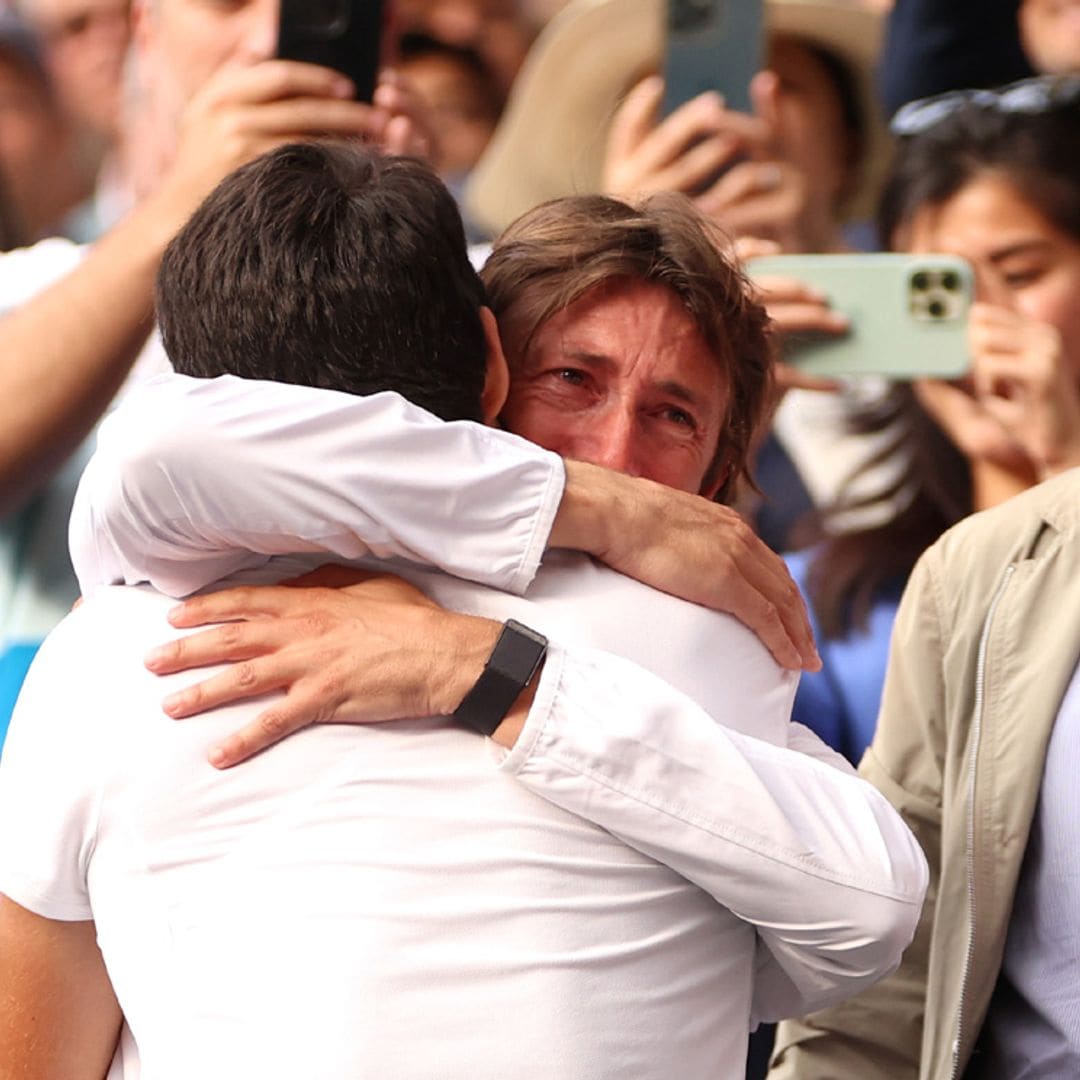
top-left (769, 468), bottom-right (1080, 1080)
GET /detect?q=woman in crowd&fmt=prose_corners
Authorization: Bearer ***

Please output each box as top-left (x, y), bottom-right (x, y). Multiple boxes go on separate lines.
top-left (789, 75), bottom-right (1080, 762)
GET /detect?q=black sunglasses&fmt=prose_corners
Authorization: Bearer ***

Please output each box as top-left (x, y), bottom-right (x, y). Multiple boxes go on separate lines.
top-left (890, 75), bottom-right (1080, 137)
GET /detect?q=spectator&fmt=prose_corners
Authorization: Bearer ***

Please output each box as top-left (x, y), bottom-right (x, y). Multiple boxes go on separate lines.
top-left (0, 0), bottom-right (425, 742)
top-left (770, 76), bottom-right (1080, 1077)
top-left (396, 0), bottom-right (537, 94)
top-left (779, 76), bottom-right (1080, 768)
top-left (0, 10), bottom-right (89, 240)
top-left (15, 0), bottom-right (132, 239)
top-left (397, 31), bottom-right (504, 239)
top-left (15, 0), bottom-right (128, 143)
top-left (466, 0), bottom-right (888, 249)
top-left (879, 0), bottom-right (1080, 117)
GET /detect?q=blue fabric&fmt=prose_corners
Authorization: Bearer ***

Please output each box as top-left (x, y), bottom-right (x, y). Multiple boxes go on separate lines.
top-left (879, 0), bottom-right (1033, 117)
top-left (784, 548), bottom-right (904, 765)
top-left (0, 642), bottom-right (40, 754)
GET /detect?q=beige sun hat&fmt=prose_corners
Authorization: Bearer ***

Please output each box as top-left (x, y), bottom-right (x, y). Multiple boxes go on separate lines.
top-left (464, 0), bottom-right (889, 235)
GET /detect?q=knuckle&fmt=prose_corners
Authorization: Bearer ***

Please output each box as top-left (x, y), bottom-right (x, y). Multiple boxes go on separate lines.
top-left (218, 623), bottom-right (244, 649)
top-left (234, 662), bottom-right (259, 690)
top-left (300, 611), bottom-right (332, 637)
top-left (258, 709), bottom-right (291, 740)
top-left (313, 673), bottom-right (345, 705)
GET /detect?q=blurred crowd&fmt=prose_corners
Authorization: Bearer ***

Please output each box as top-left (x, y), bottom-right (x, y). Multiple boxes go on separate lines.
top-left (1, 0), bottom-right (1079, 1076)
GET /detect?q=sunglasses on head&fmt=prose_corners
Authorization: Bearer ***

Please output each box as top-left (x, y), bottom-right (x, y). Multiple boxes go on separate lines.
top-left (890, 75), bottom-right (1080, 137)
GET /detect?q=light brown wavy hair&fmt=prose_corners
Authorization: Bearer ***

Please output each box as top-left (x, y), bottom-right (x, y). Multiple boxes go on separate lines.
top-left (481, 192), bottom-right (773, 504)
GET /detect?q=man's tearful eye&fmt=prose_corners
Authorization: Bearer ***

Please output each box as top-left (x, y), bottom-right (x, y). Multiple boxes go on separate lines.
top-left (555, 368), bottom-right (588, 386)
top-left (661, 405), bottom-right (698, 429)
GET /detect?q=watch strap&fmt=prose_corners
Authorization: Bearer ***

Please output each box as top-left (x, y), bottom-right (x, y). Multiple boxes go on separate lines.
top-left (453, 618), bottom-right (548, 737)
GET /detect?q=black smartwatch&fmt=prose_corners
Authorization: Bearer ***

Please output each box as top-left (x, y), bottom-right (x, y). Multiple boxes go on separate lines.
top-left (453, 619), bottom-right (548, 737)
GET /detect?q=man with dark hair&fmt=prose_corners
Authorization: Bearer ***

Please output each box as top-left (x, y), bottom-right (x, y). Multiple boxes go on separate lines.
top-left (157, 143), bottom-right (489, 422)
top-left (0, 142), bottom-right (925, 1078)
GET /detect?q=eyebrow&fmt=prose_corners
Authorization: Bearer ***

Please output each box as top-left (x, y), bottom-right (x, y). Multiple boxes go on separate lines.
top-left (987, 239), bottom-right (1055, 263)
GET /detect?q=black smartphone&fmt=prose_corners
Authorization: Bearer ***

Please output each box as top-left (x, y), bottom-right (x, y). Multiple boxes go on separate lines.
top-left (662, 0), bottom-right (764, 117)
top-left (277, 0), bottom-right (388, 103)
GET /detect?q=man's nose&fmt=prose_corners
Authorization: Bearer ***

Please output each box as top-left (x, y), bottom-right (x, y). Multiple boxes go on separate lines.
top-left (582, 408), bottom-right (640, 476)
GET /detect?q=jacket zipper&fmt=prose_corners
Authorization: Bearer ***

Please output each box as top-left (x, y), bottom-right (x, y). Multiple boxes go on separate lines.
top-left (950, 562), bottom-right (1015, 1080)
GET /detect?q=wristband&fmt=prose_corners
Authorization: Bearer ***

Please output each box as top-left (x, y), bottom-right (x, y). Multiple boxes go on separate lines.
top-left (453, 619), bottom-right (548, 737)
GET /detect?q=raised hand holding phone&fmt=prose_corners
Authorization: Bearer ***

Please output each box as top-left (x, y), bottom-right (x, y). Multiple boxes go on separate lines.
top-left (747, 253), bottom-right (974, 379)
top-left (662, 0), bottom-right (765, 117)
top-left (277, 0), bottom-right (390, 103)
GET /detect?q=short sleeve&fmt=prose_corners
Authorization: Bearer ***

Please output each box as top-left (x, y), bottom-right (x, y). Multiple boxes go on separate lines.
top-left (0, 607), bottom-right (105, 920)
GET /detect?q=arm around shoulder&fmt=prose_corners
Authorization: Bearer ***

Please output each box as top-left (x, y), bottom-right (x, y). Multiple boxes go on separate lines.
top-left (70, 373), bottom-right (565, 596)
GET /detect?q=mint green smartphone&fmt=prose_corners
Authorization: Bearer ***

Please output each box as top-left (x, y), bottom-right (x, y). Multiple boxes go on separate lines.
top-left (747, 253), bottom-right (974, 379)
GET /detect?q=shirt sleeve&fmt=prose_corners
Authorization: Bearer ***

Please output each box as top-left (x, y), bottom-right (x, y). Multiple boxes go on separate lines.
top-left (69, 373), bottom-right (565, 598)
top-left (0, 609), bottom-right (103, 921)
top-left (499, 643), bottom-right (930, 1023)
top-left (0, 239), bottom-right (86, 315)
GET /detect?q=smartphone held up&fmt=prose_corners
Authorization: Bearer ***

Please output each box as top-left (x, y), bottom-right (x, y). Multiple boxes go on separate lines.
top-left (747, 253), bottom-right (974, 379)
top-left (277, 0), bottom-right (390, 103)
top-left (663, 0), bottom-right (764, 117)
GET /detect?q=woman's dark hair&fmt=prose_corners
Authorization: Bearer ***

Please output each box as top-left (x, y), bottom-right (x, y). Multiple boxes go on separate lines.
top-left (800, 386), bottom-right (971, 638)
top-left (0, 169), bottom-right (26, 252)
top-left (880, 93), bottom-right (1080, 246)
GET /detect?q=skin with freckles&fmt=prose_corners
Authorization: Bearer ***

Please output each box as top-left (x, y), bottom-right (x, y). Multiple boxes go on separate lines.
top-left (499, 280), bottom-right (729, 496)
top-left (905, 173), bottom-right (1080, 506)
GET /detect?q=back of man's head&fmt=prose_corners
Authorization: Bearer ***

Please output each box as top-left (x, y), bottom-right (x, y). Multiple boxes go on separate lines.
top-left (157, 141), bottom-right (489, 422)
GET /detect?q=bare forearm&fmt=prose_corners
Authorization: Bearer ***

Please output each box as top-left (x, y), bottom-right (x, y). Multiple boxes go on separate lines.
top-left (0, 898), bottom-right (123, 1080)
top-left (551, 460), bottom-right (819, 670)
top-left (0, 197), bottom-right (177, 514)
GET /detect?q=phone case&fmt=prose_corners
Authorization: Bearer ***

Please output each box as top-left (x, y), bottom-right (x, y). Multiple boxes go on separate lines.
top-left (746, 253), bottom-right (974, 379)
top-left (663, 0), bottom-right (764, 117)
top-left (277, 0), bottom-right (386, 103)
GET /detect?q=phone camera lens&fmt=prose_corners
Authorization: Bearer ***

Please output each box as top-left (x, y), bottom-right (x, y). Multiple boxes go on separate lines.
top-left (911, 271), bottom-right (930, 291)
top-left (670, 0), bottom-right (715, 31)
top-left (927, 298), bottom-right (946, 319)
top-left (941, 272), bottom-right (959, 291)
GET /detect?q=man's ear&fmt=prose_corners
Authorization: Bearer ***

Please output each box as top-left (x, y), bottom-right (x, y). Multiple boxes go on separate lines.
top-left (479, 307), bottom-right (510, 424)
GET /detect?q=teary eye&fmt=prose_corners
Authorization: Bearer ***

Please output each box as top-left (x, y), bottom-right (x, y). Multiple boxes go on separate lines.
top-left (662, 406), bottom-right (697, 428)
top-left (556, 369), bottom-right (587, 385)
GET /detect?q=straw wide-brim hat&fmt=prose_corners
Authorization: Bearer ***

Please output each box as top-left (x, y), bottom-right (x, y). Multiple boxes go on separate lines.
top-left (465, 0), bottom-right (888, 235)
